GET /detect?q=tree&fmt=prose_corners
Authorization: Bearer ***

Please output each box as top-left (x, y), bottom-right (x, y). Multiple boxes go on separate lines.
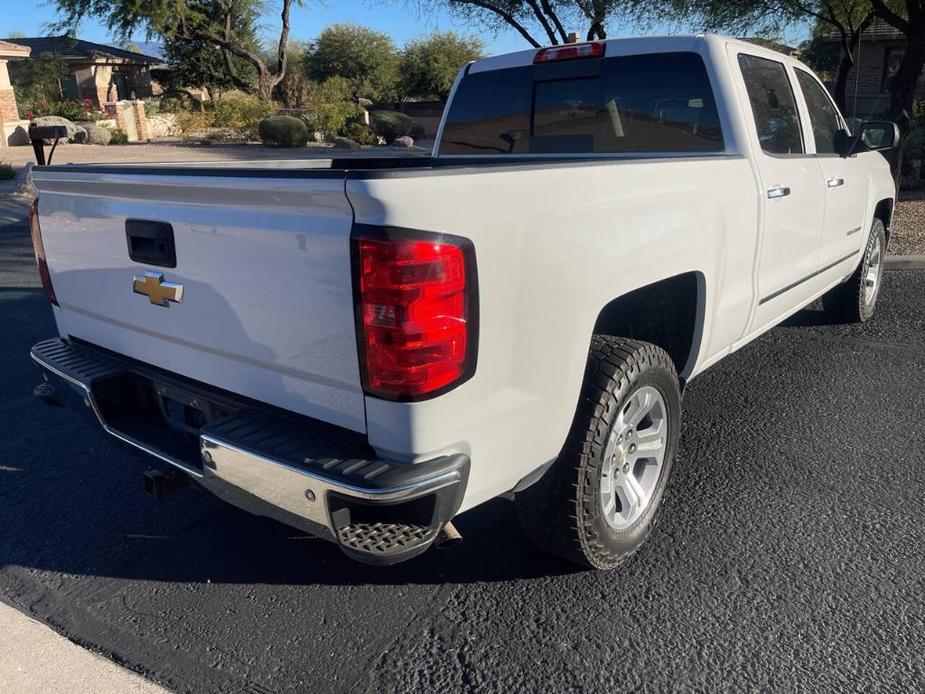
top-left (160, 16), bottom-right (260, 104)
top-left (400, 32), bottom-right (484, 100)
top-left (798, 1), bottom-right (874, 112)
top-left (50, 0), bottom-right (300, 101)
top-left (669, 0), bottom-right (876, 112)
top-left (415, 0), bottom-right (623, 48)
top-left (270, 40), bottom-right (312, 108)
top-left (869, 0), bottom-right (925, 127)
top-left (304, 23), bottom-right (400, 101)
top-left (9, 54), bottom-right (69, 116)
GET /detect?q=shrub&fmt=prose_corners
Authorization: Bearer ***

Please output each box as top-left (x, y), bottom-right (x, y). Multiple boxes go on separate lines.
top-left (410, 122), bottom-right (426, 140)
top-left (144, 100), bottom-right (159, 118)
top-left (175, 111), bottom-right (215, 140)
top-left (158, 94), bottom-right (197, 113)
top-left (300, 77), bottom-right (363, 138)
top-left (258, 115), bottom-right (309, 147)
top-left (343, 121), bottom-right (376, 145)
top-left (213, 96), bottom-right (275, 142)
top-left (369, 110), bottom-right (413, 143)
top-left (43, 99), bottom-right (102, 122)
top-left (0, 163), bottom-right (15, 181)
top-left (107, 128), bottom-right (129, 145)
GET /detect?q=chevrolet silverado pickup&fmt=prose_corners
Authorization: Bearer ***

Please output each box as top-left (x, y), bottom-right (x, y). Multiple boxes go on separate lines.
top-left (28, 35), bottom-right (897, 569)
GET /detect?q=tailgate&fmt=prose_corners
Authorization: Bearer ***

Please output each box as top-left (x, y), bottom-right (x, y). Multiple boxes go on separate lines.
top-left (31, 168), bottom-right (366, 433)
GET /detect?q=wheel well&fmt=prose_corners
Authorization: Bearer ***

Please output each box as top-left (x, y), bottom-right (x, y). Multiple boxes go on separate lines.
top-left (592, 272), bottom-right (703, 378)
top-left (874, 199), bottom-right (893, 244)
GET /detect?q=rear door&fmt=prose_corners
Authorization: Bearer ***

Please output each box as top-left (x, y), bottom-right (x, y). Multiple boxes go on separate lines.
top-left (733, 51), bottom-right (826, 327)
top-left (793, 67), bottom-right (869, 265)
top-left (32, 168), bottom-right (367, 433)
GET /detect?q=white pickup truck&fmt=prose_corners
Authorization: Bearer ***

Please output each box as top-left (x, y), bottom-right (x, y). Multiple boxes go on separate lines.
top-left (29, 35), bottom-right (896, 569)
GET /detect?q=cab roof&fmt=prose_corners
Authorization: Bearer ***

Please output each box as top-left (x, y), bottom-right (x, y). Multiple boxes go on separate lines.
top-left (468, 34), bottom-right (806, 74)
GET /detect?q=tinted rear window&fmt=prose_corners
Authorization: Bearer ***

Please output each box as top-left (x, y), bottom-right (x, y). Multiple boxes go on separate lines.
top-left (439, 52), bottom-right (724, 155)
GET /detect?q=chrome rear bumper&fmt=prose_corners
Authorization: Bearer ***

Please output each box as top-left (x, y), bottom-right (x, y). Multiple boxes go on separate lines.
top-left (31, 338), bottom-right (468, 565)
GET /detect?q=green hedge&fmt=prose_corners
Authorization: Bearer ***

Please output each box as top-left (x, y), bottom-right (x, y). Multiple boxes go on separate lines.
top-left (259, 115), bottom-right (310, 147)
top-left (369, 110), bottom-right (413, 142)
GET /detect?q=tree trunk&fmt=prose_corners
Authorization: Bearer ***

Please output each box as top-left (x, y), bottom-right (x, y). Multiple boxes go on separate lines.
top-left (833, 47), bottom-right (854, 114)
top-left (258, 76), bottom-right (275, 102)
top-left (888, 27), bottom-right (925, 125)
top-left (886, 25), bottom-right (925, 187)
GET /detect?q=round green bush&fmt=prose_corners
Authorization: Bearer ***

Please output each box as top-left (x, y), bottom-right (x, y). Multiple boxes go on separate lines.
top-left (369, 110), bottom-right (413, 143)
top-left (258, 115), bottom-right (310, 147)
top-left (343, 121), bottom-right (376, 145)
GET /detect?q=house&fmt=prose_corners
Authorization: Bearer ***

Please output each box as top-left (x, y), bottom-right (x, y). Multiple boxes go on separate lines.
top-left (823, 23), bottom-right (923, 119)
top-left (0, 40), bottom-right (30, 147)
top-left (1, 35), bottom-right (163, 109)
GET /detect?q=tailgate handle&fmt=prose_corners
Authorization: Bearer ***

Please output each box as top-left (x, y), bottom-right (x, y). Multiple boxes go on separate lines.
top-left (126, 219), bottom-right (176, 268)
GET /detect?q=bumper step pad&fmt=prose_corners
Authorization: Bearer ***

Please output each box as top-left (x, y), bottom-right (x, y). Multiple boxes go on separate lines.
top-left (338, 522), bottom-right (439, 556)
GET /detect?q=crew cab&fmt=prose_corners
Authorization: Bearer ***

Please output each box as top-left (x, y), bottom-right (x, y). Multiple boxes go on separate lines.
top-left (28, 35), bottom-right (896, 568)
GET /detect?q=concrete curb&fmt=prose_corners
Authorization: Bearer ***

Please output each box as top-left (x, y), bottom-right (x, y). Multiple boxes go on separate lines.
top-left (885, 255), bottom-right (925, 270)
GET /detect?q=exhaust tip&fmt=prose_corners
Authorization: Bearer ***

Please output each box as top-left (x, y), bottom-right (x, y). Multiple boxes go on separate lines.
top-left (434, 521), bottom-right (462, 550)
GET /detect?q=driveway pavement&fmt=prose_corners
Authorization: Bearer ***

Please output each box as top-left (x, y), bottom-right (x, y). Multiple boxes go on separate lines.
top-left (1, 201), bottom-right (923, 692)
top-left (0, 602), bottom-right (165, 693)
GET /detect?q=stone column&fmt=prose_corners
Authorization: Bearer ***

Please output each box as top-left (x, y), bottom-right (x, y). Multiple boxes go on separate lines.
top-left (130, 100), bottom-right (150, 141)
top-left (0, 58), bottom-right (29, 146)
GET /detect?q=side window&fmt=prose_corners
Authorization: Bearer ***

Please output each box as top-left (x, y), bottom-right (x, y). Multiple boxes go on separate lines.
top-left (795, 69), bottom-right (842, 154)
top-left (737, 54), bottom-right (803, 155)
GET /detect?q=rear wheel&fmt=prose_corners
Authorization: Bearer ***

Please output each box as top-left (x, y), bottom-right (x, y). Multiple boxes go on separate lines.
top-left (516, 336), bottom-right (681, 569)
top-left (822, 218), bottom-right (886, 323)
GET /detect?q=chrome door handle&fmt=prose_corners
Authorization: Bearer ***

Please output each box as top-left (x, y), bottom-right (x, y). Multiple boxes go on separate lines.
top-left (767, 185), bottom-right (791, 199)
top-left (827, 177), bottom-right (845, 188)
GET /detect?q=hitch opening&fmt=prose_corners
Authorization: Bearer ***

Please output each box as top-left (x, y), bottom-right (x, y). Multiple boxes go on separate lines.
top-left (143, 468), bottom-right (188, 497)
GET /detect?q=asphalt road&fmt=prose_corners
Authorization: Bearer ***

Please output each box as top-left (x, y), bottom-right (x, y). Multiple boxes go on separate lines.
top-left (2, 197), bottom-right (924, 693)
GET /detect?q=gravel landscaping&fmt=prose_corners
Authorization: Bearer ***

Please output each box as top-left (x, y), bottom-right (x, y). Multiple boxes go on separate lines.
top-left (891, 198), bottom-right (925, 255)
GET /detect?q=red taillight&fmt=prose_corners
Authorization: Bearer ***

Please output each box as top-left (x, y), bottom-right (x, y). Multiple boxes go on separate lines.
top-left (354, 229), bottom-right (477, 401)
top-left (534, 41), bottom-right (605, 63)
top-left (29, 199), bottom-right (58, 306)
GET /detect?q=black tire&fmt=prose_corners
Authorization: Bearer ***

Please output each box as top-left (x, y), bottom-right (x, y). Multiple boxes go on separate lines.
top-left (822, 218), bottom-right (886, 323)
top-left (515, 336), bottom-right (681, 570)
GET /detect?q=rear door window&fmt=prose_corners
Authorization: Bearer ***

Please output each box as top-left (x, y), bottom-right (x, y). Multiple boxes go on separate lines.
top-left (737, 54), bottom-right (804, 155)
top-left (439, 52), bottom-right (725, 155)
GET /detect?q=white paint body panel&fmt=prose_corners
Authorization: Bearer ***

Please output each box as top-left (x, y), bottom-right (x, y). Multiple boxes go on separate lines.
top-left (30, 34), bottom-right (895, 517)
top-left (31, 171), bottom-right (367, 433)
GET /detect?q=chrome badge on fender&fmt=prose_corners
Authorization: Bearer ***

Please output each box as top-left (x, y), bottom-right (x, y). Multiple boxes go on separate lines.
top-left (133, 271), bottom-right (184, 307)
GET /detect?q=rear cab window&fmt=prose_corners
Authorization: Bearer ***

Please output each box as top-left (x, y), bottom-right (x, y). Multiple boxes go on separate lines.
top-left (736, 53), bottom-right (804, 155)
top-left (439, 51), bottom-right (725, 156)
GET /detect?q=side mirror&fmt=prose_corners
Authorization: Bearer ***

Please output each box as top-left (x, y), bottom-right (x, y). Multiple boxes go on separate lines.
top-left (841, 121), bottom-right (900, 157)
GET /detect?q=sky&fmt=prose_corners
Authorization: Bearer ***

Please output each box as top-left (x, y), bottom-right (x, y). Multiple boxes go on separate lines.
top-left (0, 0), bottom-right (810, 56)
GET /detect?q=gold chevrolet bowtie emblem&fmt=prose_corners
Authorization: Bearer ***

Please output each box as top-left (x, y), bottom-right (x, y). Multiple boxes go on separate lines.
top-left (133, 271), bottom-right (184, 307)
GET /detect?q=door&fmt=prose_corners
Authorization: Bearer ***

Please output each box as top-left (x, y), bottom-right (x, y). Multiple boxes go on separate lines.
top-left (793, 68), bottom-right (869, 265)
top-left (734, 52), bottom-right (826, 325)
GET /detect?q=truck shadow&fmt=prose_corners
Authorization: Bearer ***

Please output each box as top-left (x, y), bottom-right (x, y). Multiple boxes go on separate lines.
top-left (0, 283), bottom-right (578, 588)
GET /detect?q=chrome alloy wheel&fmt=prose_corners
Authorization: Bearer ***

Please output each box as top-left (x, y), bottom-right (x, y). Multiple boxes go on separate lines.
top-left (864, 232), bottom-right (884, 310)
top-left (600, 386), bottom-right (669, 530)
